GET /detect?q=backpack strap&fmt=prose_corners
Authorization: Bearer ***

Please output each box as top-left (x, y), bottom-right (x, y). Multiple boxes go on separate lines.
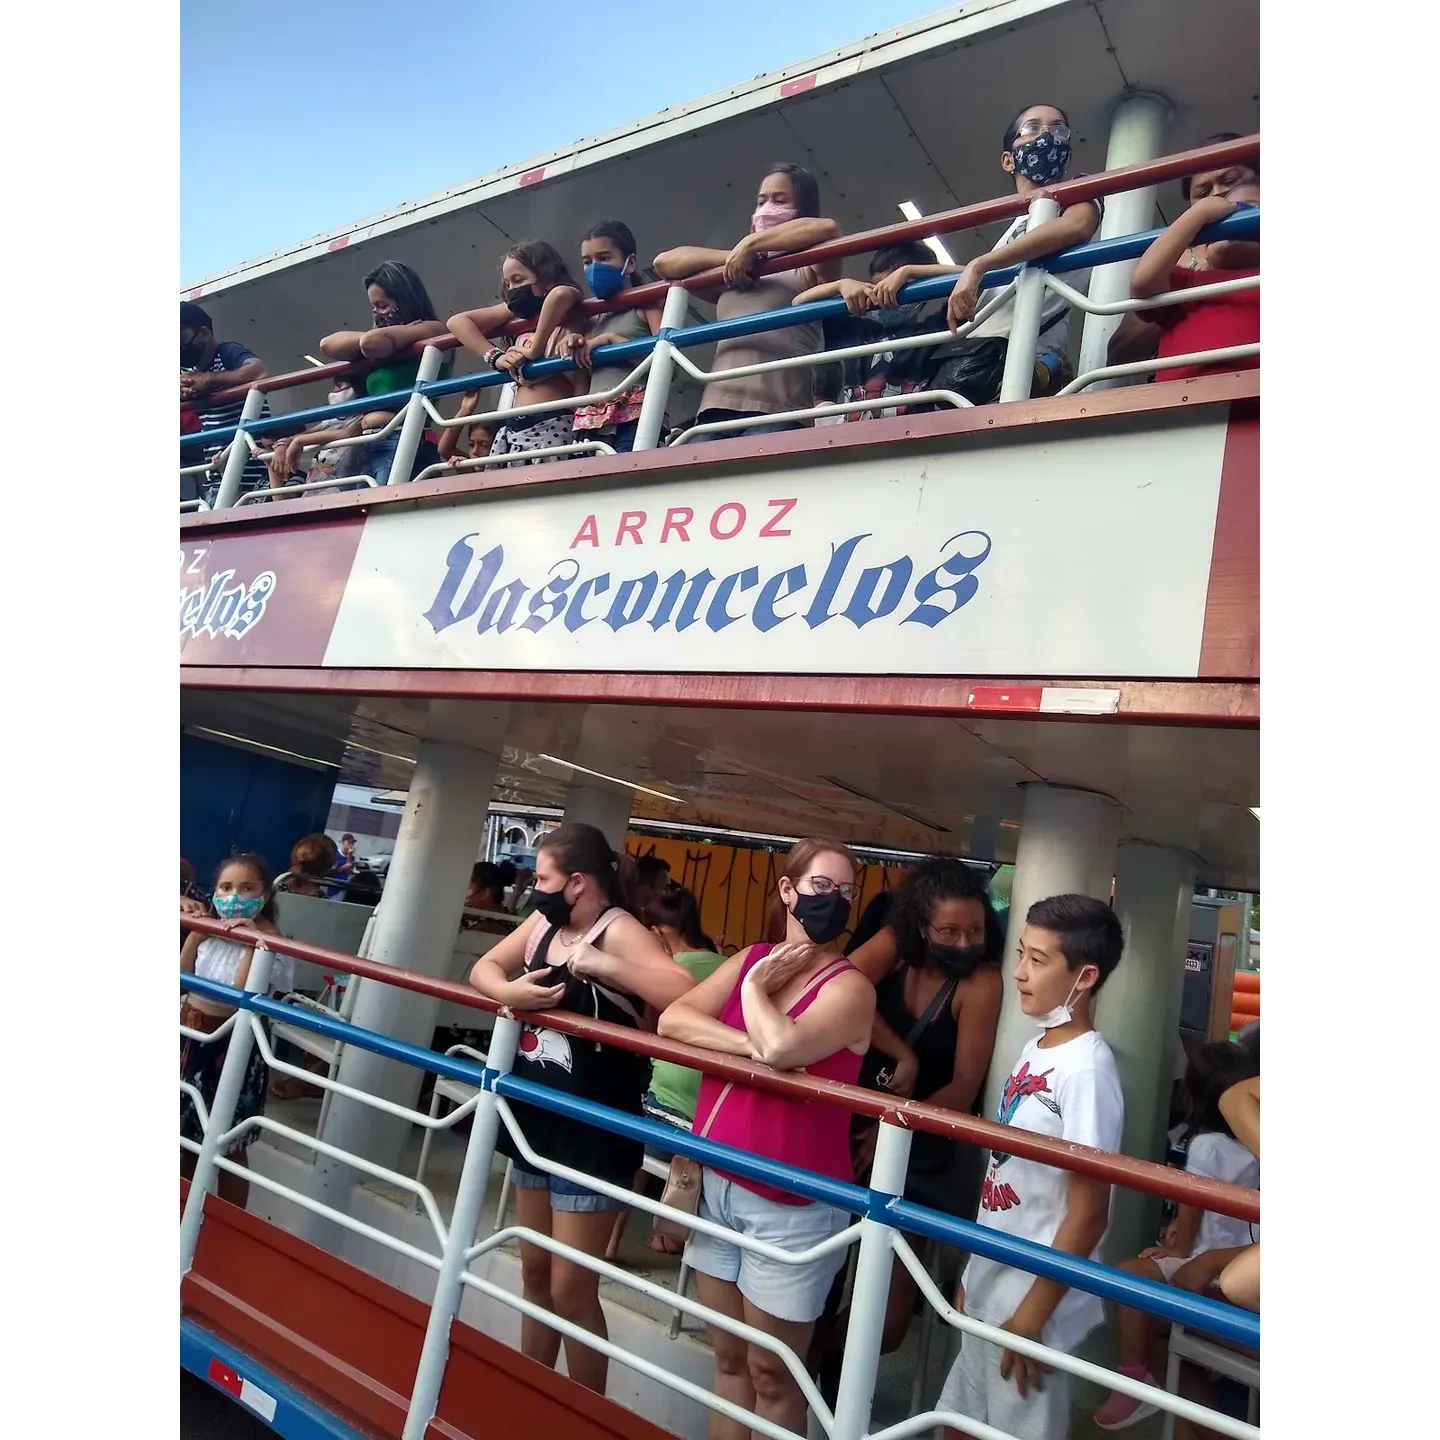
top-left (523, 914), bottom-right (552, 966)
top-left (583, 907), bottom-right (627, 945)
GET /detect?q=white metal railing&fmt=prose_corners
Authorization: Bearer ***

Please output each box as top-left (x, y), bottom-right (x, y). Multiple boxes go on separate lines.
top-left (180, 200), bottom-right (1258, 513)
top-left (181, 945), bottom-right (1260, 1440)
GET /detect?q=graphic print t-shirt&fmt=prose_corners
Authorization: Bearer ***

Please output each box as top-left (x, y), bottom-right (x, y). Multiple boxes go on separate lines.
top-left (963, 1029), bottom-right (1124, 1353)
top-left (1185, 1129), bottom-right (1260, 1256)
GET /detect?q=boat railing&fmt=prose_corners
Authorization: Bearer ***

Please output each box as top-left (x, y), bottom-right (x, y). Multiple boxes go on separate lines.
top-left (180, 916), bottom-right (1259, 1440)
top-left (181, 135), bottom-right (1259, 512)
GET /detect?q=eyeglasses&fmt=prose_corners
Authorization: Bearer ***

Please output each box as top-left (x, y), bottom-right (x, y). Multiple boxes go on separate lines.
top-left (1015, 121), bottom-right (1071, 143)
top-left (801, 875), bottom-right (857, 900)
top-left (927, 923), bottom-right (983, 946)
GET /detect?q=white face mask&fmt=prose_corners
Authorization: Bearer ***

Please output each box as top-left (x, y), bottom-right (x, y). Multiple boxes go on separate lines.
top-left (1034, 970), bottom-right (1090, 1029)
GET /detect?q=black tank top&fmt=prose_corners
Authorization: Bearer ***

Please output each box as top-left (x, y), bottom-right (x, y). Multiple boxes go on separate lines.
top-left (858, 965), bottom-right (960, 1102)
top-left (495, 917), bottom-right (651, 1185)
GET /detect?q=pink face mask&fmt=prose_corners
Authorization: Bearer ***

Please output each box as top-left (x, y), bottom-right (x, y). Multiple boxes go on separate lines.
top-left (751, 200), bottom-right (800, 233)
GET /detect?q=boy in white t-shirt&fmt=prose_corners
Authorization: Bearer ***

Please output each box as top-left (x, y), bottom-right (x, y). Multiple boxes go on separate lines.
top-left (939, 894), bottom-right (1126, 1440)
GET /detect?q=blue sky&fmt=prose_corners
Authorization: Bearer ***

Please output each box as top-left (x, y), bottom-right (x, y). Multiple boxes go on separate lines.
top-left (181, 0), bottom-right (948, 283)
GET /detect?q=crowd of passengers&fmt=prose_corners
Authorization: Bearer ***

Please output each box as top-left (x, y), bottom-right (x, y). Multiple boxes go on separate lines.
top-left (181, 822), bottom-right (1259, 1440)
top-left (180, 105), bottom-right (1259, 506)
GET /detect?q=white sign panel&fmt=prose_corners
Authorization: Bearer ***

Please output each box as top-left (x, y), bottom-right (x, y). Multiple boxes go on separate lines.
top-left (325, 422), bottom-right (1228, 676)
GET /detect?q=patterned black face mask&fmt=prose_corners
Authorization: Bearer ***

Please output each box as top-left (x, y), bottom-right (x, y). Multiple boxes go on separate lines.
top-left (1012, 132), bottom-right (1070, 185)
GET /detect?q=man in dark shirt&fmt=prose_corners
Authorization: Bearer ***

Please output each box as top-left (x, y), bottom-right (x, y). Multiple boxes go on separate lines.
top-left (180, 301), bottom-right (269, 504)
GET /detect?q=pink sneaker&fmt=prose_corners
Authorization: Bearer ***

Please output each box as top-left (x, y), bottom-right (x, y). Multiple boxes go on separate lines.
top-left (1094, 1370), bottom-right (1161, 1430)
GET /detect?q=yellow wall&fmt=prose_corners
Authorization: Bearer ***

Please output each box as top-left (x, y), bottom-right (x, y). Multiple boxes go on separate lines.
top-left (626, 835), bottom-right (911, 953)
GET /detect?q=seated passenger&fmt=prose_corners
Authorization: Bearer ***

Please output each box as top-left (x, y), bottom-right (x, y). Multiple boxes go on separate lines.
top-left (870, 104), bottom-right (1102, 403)
top-left (795, 241), bottom-right (951, 421)
top-left (266, 375), bottom-right (366, 493)
top-left (556, 220), bottom-right (666, 454)
top-left (465, 861), bottom-right (507, 913)
top-left (654, 163), bottom-right (841, 439)
top-left (436, 389), bottom-right (494, 466)
top-left (447, 241), bottom-right (587, 465)
top-left (1126, 141), bottom-right (1259, 384)
top-left (318, 262), bottom-right (450, 485)
top-left (467, 823), bottom-right (694, 1396)
top-left (276, 833), bottom-right (339, 899)
top-left (1094, 1042), bottom-right (1260, 1429)
top-left (181, 302), bottom-right (270, 504)
top-left (937, 895), bottom-right (1125, 1440)
top-left (657, 838), bottom-right (875, 1438)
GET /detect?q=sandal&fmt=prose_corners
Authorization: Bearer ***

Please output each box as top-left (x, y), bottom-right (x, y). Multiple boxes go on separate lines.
top-left (645, 1233), bottom-right (684, 1257)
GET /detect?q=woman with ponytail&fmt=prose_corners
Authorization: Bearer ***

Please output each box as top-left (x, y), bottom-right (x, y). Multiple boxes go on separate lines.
top-left (466, 822), bottom-right (693, 1396)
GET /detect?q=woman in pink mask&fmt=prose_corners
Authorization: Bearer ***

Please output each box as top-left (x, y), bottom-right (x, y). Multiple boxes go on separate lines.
top-left (655, 164), bottom-right (841, 440)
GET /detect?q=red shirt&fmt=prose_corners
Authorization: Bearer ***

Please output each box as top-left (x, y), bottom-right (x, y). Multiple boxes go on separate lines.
top-left (1152, 265), bottom-right (1259, 383)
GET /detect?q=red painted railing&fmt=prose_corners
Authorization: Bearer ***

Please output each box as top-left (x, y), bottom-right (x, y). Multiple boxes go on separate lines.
top-left (186, 915), bottom-right (1260, 1224)
top-left (191, 134), bottom-right (1260, 410)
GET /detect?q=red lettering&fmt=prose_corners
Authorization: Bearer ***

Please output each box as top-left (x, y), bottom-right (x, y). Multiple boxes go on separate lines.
top-left (660, 507), bottom-right (693, 543)
top-left (615, 510), bottom-right (647, 546)
top-left (570, 514), bottom-right (600, 549)
top-left (710, 502), bottom-right (746, 540)
top-left (759, 497), bottom-right (796, 538)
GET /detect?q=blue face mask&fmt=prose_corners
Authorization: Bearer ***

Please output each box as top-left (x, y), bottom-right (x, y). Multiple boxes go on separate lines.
top-left (214, 892), bottom-right (265, 921)
top-left (871, 304), bottom-right (916, 330)
top-left (585, 260), bottom-right (630, 300)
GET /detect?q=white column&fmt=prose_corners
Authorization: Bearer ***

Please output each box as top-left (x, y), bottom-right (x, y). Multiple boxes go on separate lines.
top-left (984, 784), bottom-right (1122, 1115)
top-left (1076, 91), bottom-right (1172, 384)
top-left (560, 781), bottom-right (634, 853)
top-left (1101, 840), bottom-right (1195, 1262)
top-left (313, 740), bottom-right (499, 1188)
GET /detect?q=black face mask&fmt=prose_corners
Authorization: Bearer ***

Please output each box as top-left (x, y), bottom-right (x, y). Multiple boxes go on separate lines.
top-left (531, 883), bottom-right (574, 928)
top-left (791, 890), bottom-right (851, 945)
top-left (505, 285), bottom-right (544, 320)
top-left (180, 340), bottom-right (205, 368)
top-left (928, 942), bottom-right (988, 979)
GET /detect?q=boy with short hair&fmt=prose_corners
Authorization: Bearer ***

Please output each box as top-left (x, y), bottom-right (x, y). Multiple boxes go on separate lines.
top-left (939, 893), bottom-right (1127, 1440)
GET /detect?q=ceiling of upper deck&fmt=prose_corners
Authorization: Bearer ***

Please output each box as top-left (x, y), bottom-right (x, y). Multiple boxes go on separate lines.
top-left (179, 687), bottom-right (1260, 890)
top-left (190, 0), bottom-right (1259, 415)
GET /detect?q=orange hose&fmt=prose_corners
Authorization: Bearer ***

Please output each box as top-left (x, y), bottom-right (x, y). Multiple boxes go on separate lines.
top-left (1233, 971), bottom-right (1261, 994)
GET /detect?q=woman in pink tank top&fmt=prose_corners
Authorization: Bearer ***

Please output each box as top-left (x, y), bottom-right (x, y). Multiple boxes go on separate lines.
top-left (658, 837), bottom-right (875, 1439)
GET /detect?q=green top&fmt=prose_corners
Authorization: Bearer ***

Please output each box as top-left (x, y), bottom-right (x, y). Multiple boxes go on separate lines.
top-left (648, 949), bottom-right (726, 1121)
top-left (365, 353), bottom-right (451, 400)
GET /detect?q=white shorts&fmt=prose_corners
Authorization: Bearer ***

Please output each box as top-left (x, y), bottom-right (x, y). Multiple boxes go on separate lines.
top-left (683, 1169), bottom-right (850, 1325)
top-left (937, 1330), bottom-right (1072, 1440)
top-left (1153, 1254), bottom-right (1188, 1283)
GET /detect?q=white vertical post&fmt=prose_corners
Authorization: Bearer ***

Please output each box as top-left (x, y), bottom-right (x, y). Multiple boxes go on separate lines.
top-left (1077, 91), bottom-right (1173, 384)
top-left (832, 1120), bottom-right (913, 1440)
top-left (211, 386), bottom-right (266, 510)
top-left (180, 941), bottom-right (276, 1277)
top-left (387, 343), bottom-right (445, 484)
top-left (998, 196), bottom-right (1061, 402)
top-left (402, 1012), bottom-right (521, 1440)
top-left (1102, 840), bottom-right (1195, 1261)
top-left (984, 783), bottom-right (1122, 1114)
top-left (561, 782), bottom-right (634, 853)
top-left (307, 741), bottom-right (498, 1240)
top-left (631, 284), bottom-right (689, 451)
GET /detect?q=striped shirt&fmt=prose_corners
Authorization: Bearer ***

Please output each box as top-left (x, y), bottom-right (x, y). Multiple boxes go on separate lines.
top-left (186, 340), bottom-right (270, 499)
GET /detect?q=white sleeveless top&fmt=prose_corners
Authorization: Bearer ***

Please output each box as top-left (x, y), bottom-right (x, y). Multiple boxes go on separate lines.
top-left (194, 935), bottom-right (295, 995)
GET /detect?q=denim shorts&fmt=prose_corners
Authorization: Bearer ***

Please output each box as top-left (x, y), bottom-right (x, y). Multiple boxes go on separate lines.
top-left (641, 1091), bottom-right (692, 1164)
top-left (684, 1169), bottom-right (850, 1323)
top-left (509, 1159), bottom-right (624, 1213)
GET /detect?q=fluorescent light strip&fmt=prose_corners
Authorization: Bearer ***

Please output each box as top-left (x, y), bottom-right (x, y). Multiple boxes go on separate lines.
top-left (1249, 807), bottom-right (1260, 822)
top-left (343, 740), bottom-right (417, 765)
top-left (899, 201), bottom-right (957, 265)
top-left (184, 726), bottom-right (339, 771)
top-left (536, 754), bottom-right (683, 805)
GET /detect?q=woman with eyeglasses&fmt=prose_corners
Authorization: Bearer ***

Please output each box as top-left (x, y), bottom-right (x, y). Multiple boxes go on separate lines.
top-left (811, 856), bottom-right (1005, 1386)
top-left (657, 837), bottom-right (875, 1440)
top-left (870, 103), bottom-right (1102, 403)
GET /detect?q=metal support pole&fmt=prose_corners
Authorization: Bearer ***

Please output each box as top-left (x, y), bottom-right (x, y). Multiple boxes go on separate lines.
top-left (387, 344), bottom-right (445, 485)
top-left (631, 284), bottom-right (689, 451)
top-left (998, 195), bottom-right (1061, 403)
top-left (831, 1119), bottom-right (913, 1440)
top-left (180, 942), bottom-right (276, 1278)
top-left (211, 386), bottom-right (266, 510)
top-left (1077, 91), bottom-right (1173, 385)
top-left (402, 1012), bottom-right (521, 1440)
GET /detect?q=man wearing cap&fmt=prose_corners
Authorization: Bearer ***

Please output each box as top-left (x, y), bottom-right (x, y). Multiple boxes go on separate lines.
top-left (180, 301), bottom-right (269, 504)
